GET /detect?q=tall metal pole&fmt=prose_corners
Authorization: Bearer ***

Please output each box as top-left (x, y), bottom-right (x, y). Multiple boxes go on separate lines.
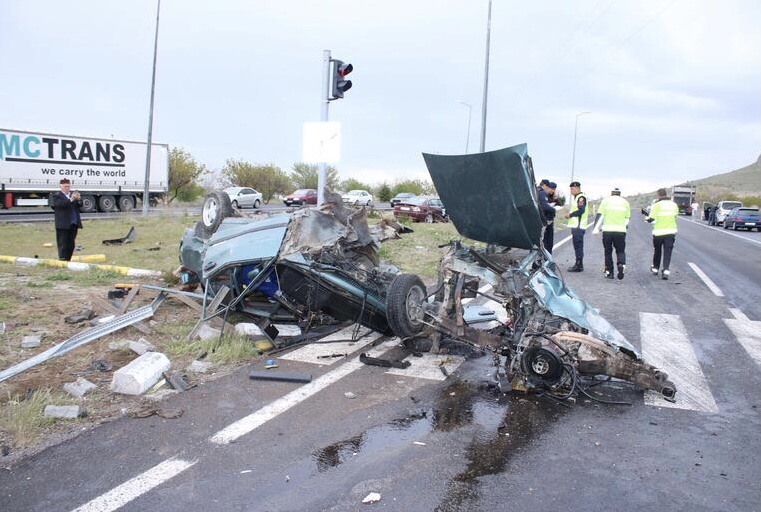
top-left (570, 111), bottom-right (590, 183)
top-left (479, 0), bottom-right (492, 153)
top-left (318, 49), bottom-right (331, 205)
top-left (142, 0), bottom-right (161, 215)
top-left (456, 100), bottom-right (472, 153)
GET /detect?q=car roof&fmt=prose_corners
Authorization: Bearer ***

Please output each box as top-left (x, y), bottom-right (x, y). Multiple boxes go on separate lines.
top-left (224, 187), bottom-right (247, 193)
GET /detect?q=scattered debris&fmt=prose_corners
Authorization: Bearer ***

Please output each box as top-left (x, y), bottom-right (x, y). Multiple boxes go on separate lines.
top-left (43, 405), bottom-right (87, 419)
top-left (359, 353), bottom-right (411, 369)
top-left (163, 371), bottom-right (193, 392)
top-left (127, 404), bottom-right (183, 419)
top-left (110, 352), bottom-right (171, 395)
top-left (128, 338), bottom-right (156, 355)
top-left (344, 391), bottom-right (357, 399)
top-left (413, 441), bottom-right (426, 446)
top-left (102, 226), bottom-right (137, 245)
top-left (248, 370), bottom-right (312, 383)
top-left (317, 353), bottom-right (347, 359)
top-left (186, 360), bottom-right (213, 373)
top-left (64, 309), bottom-right (96, 324)
top-left (264, 359), bottom-right (279, 369)
top-left (362, 492), bottom-right (381, 504)
top-left (21, 335), bottom-right (41, 349)
top-left (90, 359), bottom-right (113, 372)
top-left (63, 377), bottom-right (97, 397)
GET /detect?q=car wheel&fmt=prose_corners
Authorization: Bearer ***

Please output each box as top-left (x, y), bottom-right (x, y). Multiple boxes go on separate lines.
top-left (386, 273), bottom-right (428, 338)
top-left (424, 214), bottom-right (433, 223)
top-left (232, 200), bottom-right (240, 209)
top-left (201, 190), bottom-right (233, 237)
top-left (254, 199), bottom-right (261, 209)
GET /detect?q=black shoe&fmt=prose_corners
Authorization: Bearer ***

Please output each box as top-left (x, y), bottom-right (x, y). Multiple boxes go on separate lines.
top-left (604, 270), bottom-right (614, 279)
top-left (568, 260), bottom-right (583, 272)
top-left (617, 264), bottom-right (625, 280)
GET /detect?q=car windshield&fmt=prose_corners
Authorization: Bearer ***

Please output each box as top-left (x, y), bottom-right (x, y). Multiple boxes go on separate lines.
top-left (399, 196), bottom-right (426, 206)
top-left (292, 189), bottom-right (310, 195)
top-left (346, 190), bottom-right (363, 195)
top-left (722, 202), bottom-right (742, 210)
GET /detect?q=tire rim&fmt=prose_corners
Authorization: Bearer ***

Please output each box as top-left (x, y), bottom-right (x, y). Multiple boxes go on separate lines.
top-left (203, 197), bottom-right (219, 227)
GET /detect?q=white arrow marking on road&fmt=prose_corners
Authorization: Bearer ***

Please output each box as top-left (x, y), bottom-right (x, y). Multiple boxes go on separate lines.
top-left (641, 312), bottom-right (718, 412)
top-left (71, 458), bottom-right (197, 512)
top-left (724, 308), bottom-right (761, 369)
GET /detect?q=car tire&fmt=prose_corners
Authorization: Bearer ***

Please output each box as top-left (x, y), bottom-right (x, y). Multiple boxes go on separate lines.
top-left (254, 199), bottom-right (261, 209)
top-left (232, 200), bottom-right (240, 209)
top-left (386, 273), bottom-right (428, 338)
top-left (201, 190), bottom-right (233, 237)
top-left (424, 214), bottom-right (433, 223)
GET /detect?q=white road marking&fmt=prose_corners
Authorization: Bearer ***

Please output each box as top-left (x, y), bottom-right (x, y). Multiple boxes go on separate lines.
top-left (724, 308), bottom-right (761, 369)
top-left (640, 312), bottom-right (718, 412)
top-left (71, 458), bottom-right (197, 512)
top-left (279, 326), bottom-right (378, 365)
top-left (385, 353), bottom-right (465, 381)
top-left (210, 336), bottom-right (390, 444)
top-left (687, 262), bottom-right (725, 297)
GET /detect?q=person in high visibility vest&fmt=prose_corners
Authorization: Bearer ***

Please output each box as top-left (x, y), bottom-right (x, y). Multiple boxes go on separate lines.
top-left (564, 181), bottom-right (588, 272)
top-left (592, 187), bottom-right (630, 279)
top-left (642, 188), bottom-right (679, 280)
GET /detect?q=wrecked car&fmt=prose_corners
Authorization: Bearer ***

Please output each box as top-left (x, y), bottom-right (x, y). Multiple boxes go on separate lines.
top-left (178, 145), bottom-right (676, 403)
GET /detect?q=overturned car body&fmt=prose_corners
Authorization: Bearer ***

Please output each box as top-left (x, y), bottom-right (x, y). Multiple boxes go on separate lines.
top-left (178, 145), bottom-right (676, 402)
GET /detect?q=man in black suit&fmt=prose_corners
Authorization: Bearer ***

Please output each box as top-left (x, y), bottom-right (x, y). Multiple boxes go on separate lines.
top-left (50, 178), bottom-right (83, 261)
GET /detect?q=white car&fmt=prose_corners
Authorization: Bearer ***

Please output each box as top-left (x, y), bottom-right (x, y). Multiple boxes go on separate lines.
top-left (342, 189), bottom-right (374, 206)
top-left (224, 186), bottom-right (263, 209)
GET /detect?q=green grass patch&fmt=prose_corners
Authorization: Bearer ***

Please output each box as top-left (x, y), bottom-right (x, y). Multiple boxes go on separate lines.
top-left (0, 389), bottom-right (77, 448)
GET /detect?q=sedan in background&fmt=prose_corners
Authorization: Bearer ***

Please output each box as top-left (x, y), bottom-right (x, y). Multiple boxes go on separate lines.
top-left (394, 196), bottom-right (448, 223)
top-left (283, 188), bottom-right (317, 206)
top-left (723, 207), bottom-right (760, 231)
top-left (389, 192), bottom-right (415, 207)
top-left (224, 187), bottom-right (263, 209)
top-left (342, 189), bottom-right (374, 206)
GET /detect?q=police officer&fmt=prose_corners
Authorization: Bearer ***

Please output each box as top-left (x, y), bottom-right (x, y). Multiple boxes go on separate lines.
top-left (537, 179), bottom-right (557, 254)
top-left (593, 187), bottom-right (630, 279)
top-left (642, 188), bottom-right (678, 280)
top-left (564, 181), bottom-right (587, 272)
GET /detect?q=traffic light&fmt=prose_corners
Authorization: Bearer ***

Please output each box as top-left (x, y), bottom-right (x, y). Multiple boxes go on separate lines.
top-left (331, 59), bottom-right (353, 99)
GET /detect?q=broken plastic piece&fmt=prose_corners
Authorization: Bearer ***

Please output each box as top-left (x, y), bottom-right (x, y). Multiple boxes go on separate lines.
top-left (102, 226), bottom-right (137, 245)
top-left (248, 370), bottom-right (312, 383)
top-left (359, 353), bottom-right (411, 369)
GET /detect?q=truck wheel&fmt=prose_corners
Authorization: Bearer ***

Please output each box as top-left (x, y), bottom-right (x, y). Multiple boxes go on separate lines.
top-left (98, 195), bottom-right (116, 212)
top-left (118, 195), bottom-right (134, 212)
top-left (80, 195), bottom-right (96, 213)
top-left (386, 273), bottom-right (427, 338)
top-left (201, 191), bottom-right (232, 237)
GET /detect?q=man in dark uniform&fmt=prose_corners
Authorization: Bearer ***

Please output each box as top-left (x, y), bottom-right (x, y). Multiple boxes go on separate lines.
top-left (536, 180), bottom-right (557, 254)
top-left (50, 178), bottom-right (83, 261)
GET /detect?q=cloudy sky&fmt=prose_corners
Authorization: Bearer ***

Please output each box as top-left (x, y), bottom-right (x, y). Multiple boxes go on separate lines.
top-left (1, 0), bottom-right (759, 199)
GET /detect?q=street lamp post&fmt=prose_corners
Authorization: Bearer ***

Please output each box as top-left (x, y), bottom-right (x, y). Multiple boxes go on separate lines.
top-left (456, 100), bottom-right (472, 153)
top-left (570, 111), bottom-right (591, 183)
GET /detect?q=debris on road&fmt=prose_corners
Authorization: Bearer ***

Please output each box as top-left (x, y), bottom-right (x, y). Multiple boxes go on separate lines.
top-left (362, 492), bottom-right (381, 504)
top-left (248, 370), bottom-right (312, 383)
top-left (63, 377), bottom-right (97, 397)
top-left (43, 405), bottom-right (87, 419)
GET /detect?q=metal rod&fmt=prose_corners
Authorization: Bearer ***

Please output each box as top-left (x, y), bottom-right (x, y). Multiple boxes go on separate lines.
top-left (479, 0), bottom-right (492, 153)
top-left (318, 49), bottom-right (331, 205)
top-left (570, 111), bottom-right (591, 183)
top-left (142, 0), bottom-right (161, 215)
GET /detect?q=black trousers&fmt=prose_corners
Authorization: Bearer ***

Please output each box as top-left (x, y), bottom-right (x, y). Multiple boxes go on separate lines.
top-left (543, 223), bottom-right (554, 254)
top-left (652, 234), bottom-right (676, 271)
top-left (602, 232), bottom-right (626, 272)
top-left (571, 227), bottom-right (586, 261)
top-left (56, 225), bottom-right (79, 261)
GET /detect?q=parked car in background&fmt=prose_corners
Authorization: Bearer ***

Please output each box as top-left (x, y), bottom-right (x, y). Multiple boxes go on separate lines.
top-left (389, 192), bottom-right (415, 207)
top-left (393, 195), bottom-right (448, 223)
top-left (224, 187), bottom-right (263, 209)
top-left (342, 189), bottom-right (374, 206)
top-left (715, 200), bottom-right (743, 226)
top-left (283, 188), bottom-right (317, 207)
top-left (723, 207), bottom-right (760, 231)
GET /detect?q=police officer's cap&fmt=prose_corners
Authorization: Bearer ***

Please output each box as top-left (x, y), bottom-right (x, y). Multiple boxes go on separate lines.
top-left (611, 187), bottom-right (621, 195)
top-left (569, 181), bottom-right (581, 188)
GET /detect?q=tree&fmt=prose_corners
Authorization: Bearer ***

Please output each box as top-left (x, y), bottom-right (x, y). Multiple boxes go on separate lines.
top-left (168, 147), bottom-right (207, 203)
top-left (376, 182), bottom-right (392, 203)
top-left (290, 162), bottom-right (340, 191)
top-left (221, 160), bottom-right (291, 203)
top-left (390, 179), bottom-right (433, 196)
top-left (341, 178), bottom-right (374, 194)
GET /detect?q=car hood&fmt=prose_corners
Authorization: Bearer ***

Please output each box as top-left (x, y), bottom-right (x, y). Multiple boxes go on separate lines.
top-left (422, 144), bottom-right (541, 249)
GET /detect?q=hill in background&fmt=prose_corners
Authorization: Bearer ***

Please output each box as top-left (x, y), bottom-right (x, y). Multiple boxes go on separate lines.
top-left (627, 155), bottom-right (761, 209)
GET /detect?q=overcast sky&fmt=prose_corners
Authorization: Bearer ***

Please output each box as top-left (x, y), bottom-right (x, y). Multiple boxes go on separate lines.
top-left (1, 0), bottom-right (759, 199)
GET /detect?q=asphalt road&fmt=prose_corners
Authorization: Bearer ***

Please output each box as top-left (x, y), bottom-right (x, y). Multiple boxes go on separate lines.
top-left (1, 215), bottom-right (759, 512)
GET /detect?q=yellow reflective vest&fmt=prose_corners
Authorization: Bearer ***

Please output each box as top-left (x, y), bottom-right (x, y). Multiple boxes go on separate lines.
top-left (568, 193), bottom-right (588, 229)
top-left (598, 195), bottom-right (630, 233)
top-left (650, 199), bottom-right (679, 236)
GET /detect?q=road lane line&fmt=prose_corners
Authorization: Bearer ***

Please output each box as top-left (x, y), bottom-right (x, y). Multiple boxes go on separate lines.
top-left (724, 309), bottom-right (761, 369)
top-left (71, 458), bottom-right (197, 512)
top-left (687, 262), bottom-right (724, 297)
top-left (210, 337), bottom-right (389, 444)
top-left (640, 312), bottom-right (718, 412)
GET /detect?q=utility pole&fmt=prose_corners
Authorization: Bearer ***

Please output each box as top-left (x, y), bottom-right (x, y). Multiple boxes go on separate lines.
top-left (318, 50), bottom-right (330, 206)
top-left (479, 0), bottom-right (492, 153)
top-left (142, 0), bottom-right (161, 215)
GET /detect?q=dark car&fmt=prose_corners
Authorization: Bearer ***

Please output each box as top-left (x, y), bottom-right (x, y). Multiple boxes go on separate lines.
top-left (723, 207), bottom-right (760, 231)
top-left (179, 145), bottom-right (676, 404)
top-left (393, 196), bottom-right (447, 223)
top-left (283, 189), bottom-right (317, 206)
top-left (389, 192), bottom-right (415, 207)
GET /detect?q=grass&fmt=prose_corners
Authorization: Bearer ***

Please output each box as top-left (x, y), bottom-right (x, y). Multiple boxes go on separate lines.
top-left (0, 389), bottom-right (77, 447)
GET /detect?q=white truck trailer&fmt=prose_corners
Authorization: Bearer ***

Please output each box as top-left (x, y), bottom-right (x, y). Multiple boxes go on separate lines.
top-left (0, 128), bottom-right (169, 212)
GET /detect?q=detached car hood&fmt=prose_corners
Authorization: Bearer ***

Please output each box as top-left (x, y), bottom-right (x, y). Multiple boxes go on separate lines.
top-left (422, 144), bottom-right (541, 249)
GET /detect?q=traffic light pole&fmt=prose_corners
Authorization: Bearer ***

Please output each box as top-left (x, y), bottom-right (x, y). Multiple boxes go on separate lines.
top-left (318, 50), bottom-right (331, 205)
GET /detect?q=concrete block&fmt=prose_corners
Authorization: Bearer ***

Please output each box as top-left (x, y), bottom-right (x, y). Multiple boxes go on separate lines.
top-left (44, 405), bottom-right (87, 419)
top-left (110, 352), bottom-right (171, 395)
top-left (196, 322), bottom-right (221, 341)
top-left (108, 339), bottom-right (132, 350)
top-left (234, 323), bottom-right (263, 336)
top-left (187, 360), bottom-right (213, 373)
top-left (129, 338), bottom-right (156, 355)
top-left (21, 335), bottom-right (42, 348)
top-left (63, 377), bottom-right (97, 397)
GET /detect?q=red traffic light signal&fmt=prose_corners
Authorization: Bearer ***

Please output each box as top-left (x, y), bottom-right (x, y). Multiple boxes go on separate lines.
top-left (331, 59), bottom-right (353, 99)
